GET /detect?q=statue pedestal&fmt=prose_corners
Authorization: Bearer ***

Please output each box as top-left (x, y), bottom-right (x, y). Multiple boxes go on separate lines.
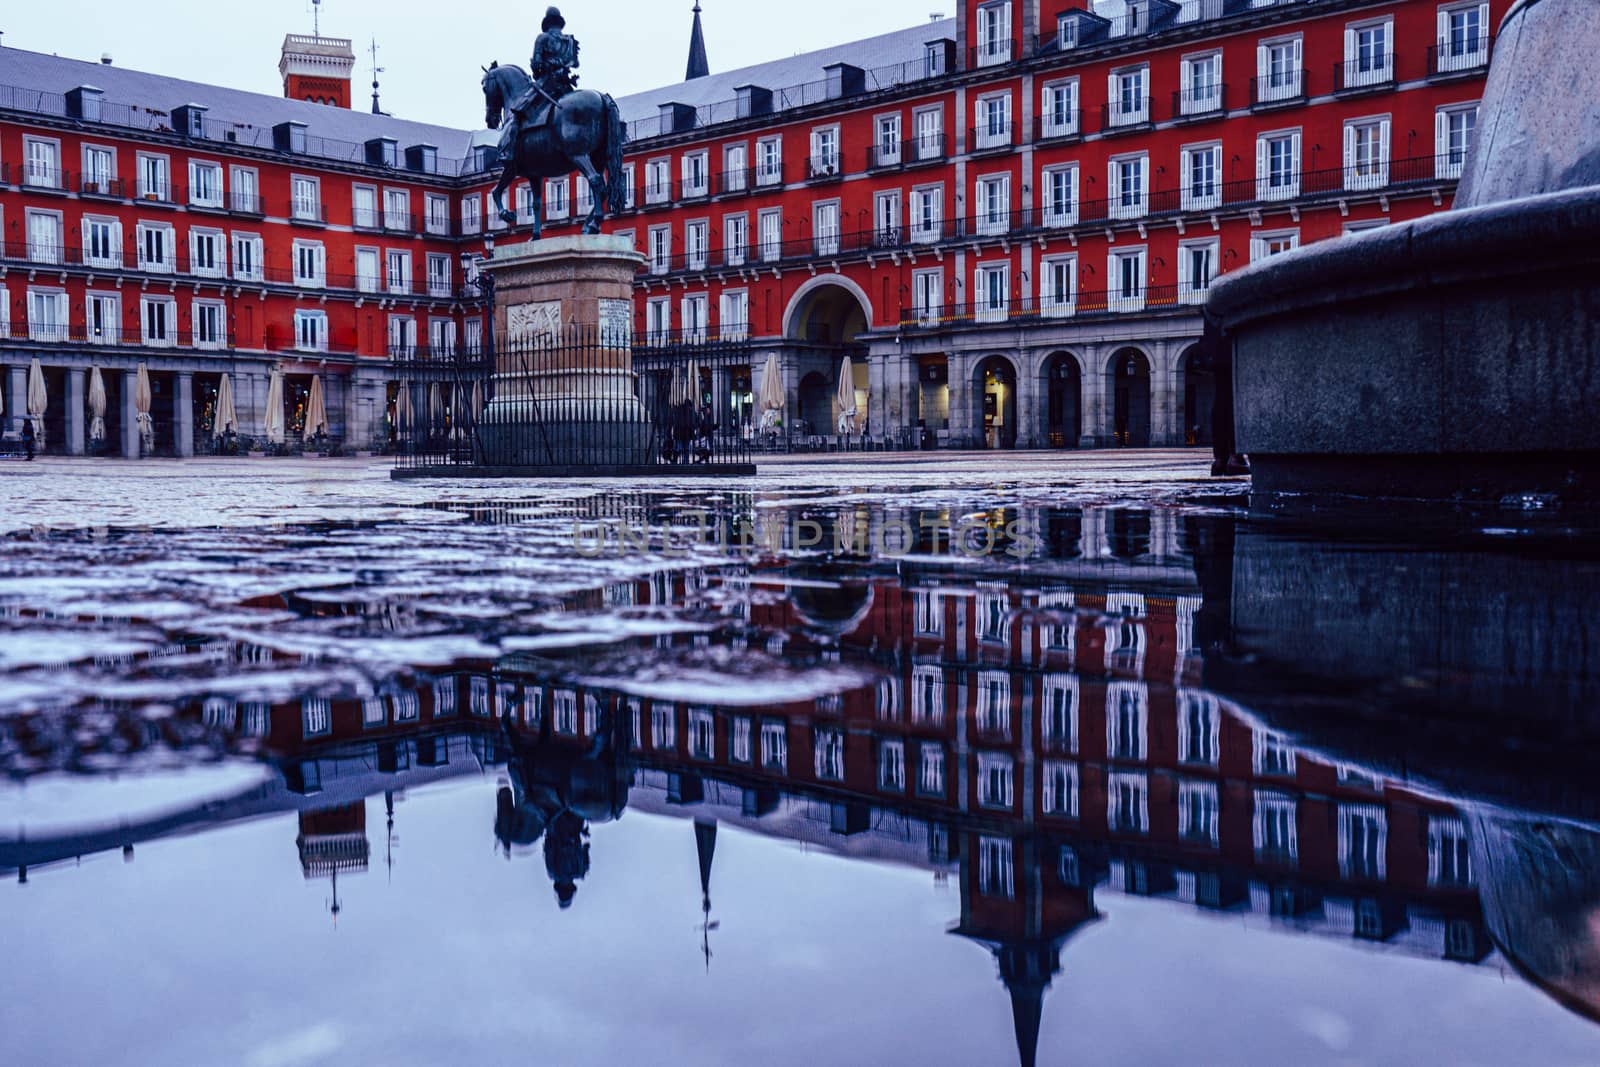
top-left (478, 234), bottom-right (654, 468)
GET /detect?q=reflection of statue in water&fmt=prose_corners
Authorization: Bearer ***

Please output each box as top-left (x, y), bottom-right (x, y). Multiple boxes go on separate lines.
top-left (494, 701), bottom-right (631, 909)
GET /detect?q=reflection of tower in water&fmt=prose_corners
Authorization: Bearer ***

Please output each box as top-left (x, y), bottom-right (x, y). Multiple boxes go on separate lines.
top-left (296, 801), bottom-right (371, 922)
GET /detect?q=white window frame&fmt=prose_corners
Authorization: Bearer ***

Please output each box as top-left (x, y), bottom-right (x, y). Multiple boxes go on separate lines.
top-left (724, 213), bottom-right (749, 267)
top-left (192, 299), bottom-right (226, 351)
top-left (139, 294), bottom-right (177, 348)
top-left (1181, 141), bottom-right (1222, 211)
top-left (974, 92), bottom-right (1012, 150)
top-left (1256, 129), bottom-right (1302, 201)
top-left (1437, 1), bottom-right (1492, 72)
top-left (977, 751), bottom-right (1015, 809)
top-left (1041, 163), bottom-right (1079, 227)
top-left (1251, 228), bottom-right (1301, 261)
top-left (1107, 65), bottom-right (1151, 127)
top-left (382, 186), bottom-right (411, 230)
top-left (646, 157), bottom-right (672, 203)
top-left (1252, 727), bottom-right (1298, 776)
top-left (681, 292), bottom-right (709, 342)
top-left (974, 173), bottom-right (1011, 236)
top-left (85, 291), bottom-right (119, 345)
top-left (424, 193), bottom-right (451, 235)
top-left (1344, 116), bottom-right (1392, 191)
top-left (27, 287), bottom-right (69, 343)
top-left (914, 107), bottom-right (944, 161)
top-left (1254, 790), bottom-right (1299, 861)
top-left (134, 220), bottom-right (175, 274)
top-left (681, 150), bottom-right (710, 197)
top-left (189, 227), bottom-right (226, 279)
top-left (187, 159), bottom-right (224, 208)
top-left (1109, 247), bottom-right (1147, 313)
top-left (81, 143), bottom-right (117, 195)
top-left (232, 232), bottom-right (264, 283)
top-left (295, 309), bottom-right (330, 353)
top-left (874, 114), bottom-right (902, 167)
top-left (229, 165), bottom-right (259, 214)
top-left (387, 314), bottom-right (416, 358)
top-left (461, 194), bottom-right (482, 235)
top-left (1436, 103), bottom-right (1479, 179)
top-left (648, 224), bottom-right (672, 275)
top-left (1257, 35), bottom-right (1304, 103)
top-left (1345, 17), bottom-right (1395, 87)
top-left (1042, 760), bottom-right (1079, 819)
top-left (685, 218), bottom-right (709, 271)
top-left (1181, 51), bottom-right (1224, 115)
top-left (723, 143), bottom-right (749, 192)
top-left (756, 137), bottom-right (784, 186)
top-left (1040, 253), bottom-right (1077, 317)
top-left (973, 261), bottom-right (1009, 323)
top-left (719, 289), bottom-right (749, 341)
top-left (426, 253), bottom-right (453, 298)
top-left (135, 151), bottom-right (170, 200)
top-left (1109, 153), bottom-right (1148, 220)
top-left (646, 297), bottom-right (670, 340)
top-left (911, 268), bottom-right (943, 325)
top-left (1040, 79), bottom-right (1079, 138)
top-left (1178, 238), bottom-right (1220, 305)
top-left (911, 184), bottom-right (943, 244)
top-left (386, 249), bottom-right (413, 295)
top-left (82, 215), bottom-right (122, 270)
top-left (1107, 771), bottom-right (1150, 834)
top-left (976, 1), bottom-right (1014, 67)
top-left (813, 200), bottom-right (841, 256)
top-left (290, 175), bottom-right (322, 221)
top-left (1179, 780), bottom-right (1220, 846)
top-left (292, 239), bottom-right (327, 289)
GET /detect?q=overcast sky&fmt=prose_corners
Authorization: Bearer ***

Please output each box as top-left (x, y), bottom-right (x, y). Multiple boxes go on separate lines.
top-left (0, 0), bottom-right (955, 129)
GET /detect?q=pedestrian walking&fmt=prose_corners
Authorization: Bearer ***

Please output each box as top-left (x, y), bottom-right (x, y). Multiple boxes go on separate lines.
top-left (22, 418), bottom-right (36, 461)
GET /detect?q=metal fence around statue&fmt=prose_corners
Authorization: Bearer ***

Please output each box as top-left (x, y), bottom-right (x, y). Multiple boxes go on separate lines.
top-left (391, 327), bottom-right (756, 477)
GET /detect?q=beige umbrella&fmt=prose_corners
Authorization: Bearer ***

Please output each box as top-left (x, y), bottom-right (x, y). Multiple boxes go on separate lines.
top-left (213, 373), bottom-right (237, 441)
top-left (395, 380), bottom-right (413, 433)
top-left (428, 382), bottom-right (444, 432)
top-left (263, 370), bottom-right (286, 444)
top-left (134, 363), bottom-right (154, 449)
top-left (26, 358), bottom-right (47, 449)
top-left (685, 357), bottom-right (703, 408)
top-left (835, 354), bottom-right (858, 435)
top-left (87, 366), bottom-right (107, 444)
top-left (758, 353), bottom-right (784, 431)
top-left (470, 378), bottom-right (484, 425)
top-left (303, 374), bottom-right (327, 443)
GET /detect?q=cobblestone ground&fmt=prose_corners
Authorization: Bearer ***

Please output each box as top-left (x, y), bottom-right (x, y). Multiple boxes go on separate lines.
top-left (0, 450), bottom-right (1229, 533)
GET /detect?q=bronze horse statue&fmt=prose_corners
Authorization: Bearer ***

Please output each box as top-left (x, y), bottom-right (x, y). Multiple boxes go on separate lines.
top-left (481, 62), bottom-right (627, 238)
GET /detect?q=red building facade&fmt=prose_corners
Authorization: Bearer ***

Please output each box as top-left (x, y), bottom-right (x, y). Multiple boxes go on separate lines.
top-left (0, 0), bottom-right (1501, 455)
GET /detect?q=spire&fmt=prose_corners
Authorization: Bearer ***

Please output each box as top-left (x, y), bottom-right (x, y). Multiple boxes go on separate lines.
top-left (369, 38), bottom-right (386, 116)
top-left (686, 2), bottom-right (710, 81)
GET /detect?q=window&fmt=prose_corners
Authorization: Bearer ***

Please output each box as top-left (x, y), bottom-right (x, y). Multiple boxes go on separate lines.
top-left (813, 201), bottom-right (840, 256)
top-left (719, 290), bottom-right (748, 340)
top-left (465, 318), bottom-right (484, 356)
top-left (1251, 229), bottom-right (1300, 261)
top-left (1181, 143), bottom-right (1222, 210)
top-left (723, 214), bottom-right (749, 267)
top-left (688, 708), bottom-right (715, 760)
top-left (461, 194), bottom-right (482, 235)
top-left (1107, 771), bottom-right (1150, 834)
top-left (425, 193), bottom-right (450, 235)
top-left (878, 739), bottom-right (906, 792)
top-left (427, 254), bottom-right (452, 298)
top-left (752, 209), bottom-right (780, 263)
top-left (976, 1), bottom-right (1013, 67)
top-left (977, 752), bottom-right (1015, 809)
top-left (649, 705), bottom-right (675, 750)
top-left (809, 126), bottom-right (840, 177)
top-left (1058, 15), bottom-right (1078, 50)
top-left (1041, 80), bottom-right (1079, 138)
top-left (723, 144), bottom-right (748, 191)
top-left (918, 742), bottom-right (946, 796)
top-left (1345, 19), bottom-right (1394, 87)
top-left (383, 188), bottom-right (410, 230)
top-left (1040, 673), bottom-right (1078, 751)
top-left (912, 185), bottom-right (943, 243)
top-left (914, 107), bottom-right (943, 160)
top-left (1428, 816), bottom-right (1474, 887)
top-left (296, 309), bottom-right (329, 352)
top-left (86, 293), bottom-right (119, 344)
top-left (681, 150), bottom-right (709, 197)
top-left (1437, 104), bottom-right (1478, 179)
top-left (355, 248), bottom-right (381, 294)
top-left (1438, 2), bottom-right (1491, 71)
top-left (974, 263), bottom-right (1008, 323)
top-left (1040, 164), bottom-right (1078, 228)
top-left (1110, 154), bottom-right (1147, 219)
top-left (190, 229), bottom-right (225, 278)
top-left (140, 296), bottom-right (176, 347)
top-left (871, 191), bottom-right (901, 247)
top-left (1257, 36), bottom-right (1304, 102)
top-left (193, 300), bottom-right (225, 350)
top-left (1179, 780), bottom-right (1220, 846)
top-left (646, 224), bottom-right (673, 275)
top-left (976, 671), bottom-right (1011, 736)
top-left (1109, 248), bottom-right (1146, 312)
top-left (978, 836), bottom-right (1015, 899)
top-left (1252, 728), bottom-right (1297, 776)
top-left (875, 115), bottom-right (901, 166)
top-left (685, 220), bottom-right (709, 270)
top-left (1038, 254), bottom-right (1077, 317)
top-left (232, 233), bottom-right (263, 282)
top-left (911, 268), bottom-right (943, 325)
top-left (1106, 681), bottom-right (1148, 760)
top-left (83, 217), bottom-right (122, 269)
top-left (924, 41), bottom-right (946, 77)
top-left (293, 240), bottom-right (326, 288)
top-left (1256, 130), bottom-right (1302, 201)
top-left (1179, 239), bottom-right (1219, 304)
top-left (291, 176), bottom-right (321, 221)
top-left (302, 698), bottom-right (332, 739)
top-left (135, 221), bottom-right (174, 273)
top-left (1254, 790), bottom-right (1298, 861)
top-left (82, 145), bottom-right (116, 194)
top-left (756, 137), bottom-right (783, 186)
top-left (544, 177), bottom-right (570, 221)
top-left (1345, 117), bottom-right (1391, 191)
top-left (975, 93), bottom-right (1012, 150)
top-left (813, 727), bottom-right (845, 781)
top-left (188, 161), bottom-right (223, 207)
top-left (646, 297), bottom-right (670, 340)
top-left (975, 174), bottom-right (1011, 236)
top-left (1181, 52), bottom-right (1223, 114)
top-left (645, 157), bottom-right (671, 203)
top-left (1340, 803), bottom-right (1388, 880)
top-left (28, 289), bottom-right (69, 342)
top-left (730, 716), bottom-right (753, 764)
top-left (1177, 690), bottom-right (1220, 764)
top-left (761, 719), bottom-right (788, 772)
top-left (388, 315), bottom-right (416, 357)
top-left (681, 293), bottom-right (708, 342)
top-left (230, 166), bottom-right (260, 214)
top-left (138, 153), bottom-right (171, 200)
top-left (912, 665), bottom-right (945, 724)
top-left (1108, 66), bottom-right (1150, 127)
top-left (386, 250), bottom-right (412, 294)
top-left (1042, 761), bottom-right (1079, 818)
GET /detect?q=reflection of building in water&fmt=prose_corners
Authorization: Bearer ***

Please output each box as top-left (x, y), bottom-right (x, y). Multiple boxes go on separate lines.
top-left (296, 802), bottom-right (370, 920)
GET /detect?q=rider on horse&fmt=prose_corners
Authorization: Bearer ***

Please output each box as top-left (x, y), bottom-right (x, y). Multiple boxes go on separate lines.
top-left (499, 7), bottom-right (580, 160)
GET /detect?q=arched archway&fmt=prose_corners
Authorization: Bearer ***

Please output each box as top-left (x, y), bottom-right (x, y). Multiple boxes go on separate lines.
top-left (1180, 344), bottom-right (1215, 447)
top-left (1109, 347), bottom-right (1151, 448)
top-left (1042, 352), bottom-right (1082, 449)
top-left (973, 355), bottom-right (1019, 450)
top-left (783, 277), bottom-right (873, 343)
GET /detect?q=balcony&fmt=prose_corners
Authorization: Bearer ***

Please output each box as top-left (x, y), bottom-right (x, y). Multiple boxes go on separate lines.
top-left (1251, 71), bottom-right (1307, 110)
top-left (805, 156), bottom-right (845, 184)
top-left (644, 179), bottom-right (674, 206)
top-left (1102, 97), bottom-right (1153, 133)
top-left (898, 286), bottom-right (1186, 331)
top-left (229, 191), bottom-right (266, 217)
top-left (969, 123), bottom-right (1014, 155)
top-left (1334, 57), bottom-right (1396, 95)
top-left (0, 321), bottom-right (234, 351)
top-left (80, 174), bottom-right (127, 200)
top-left (970, 41), bottom-right (1015, 70)
top-left (24, 166), bottom-right (69, 193)
top-left (135, 181), bottom-right (179, 207)
top-left (680, 175), bottom-right (712, 201)
top-left (1172, 85), bottom-right (1228, 122)
top-left (866, 144), bottom-right (904, 172)
top-left (715, 167), bottom-right (753, 196)
top-left (754, 162), bottom-right (785, 189)
top-left (1035, 112), bottom-right (1083, 143)
top-left (906, 134), bottom-right (948, 167)
top-left (382, 211), bottom-right (418, 235)
top-left (1428, 34), bottom-right (1493, 78)
top-left (291, 200), bottom-right (329, 226)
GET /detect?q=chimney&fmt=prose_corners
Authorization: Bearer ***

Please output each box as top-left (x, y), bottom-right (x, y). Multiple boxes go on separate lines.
top-left (279, 34), bottom-right (357, 108)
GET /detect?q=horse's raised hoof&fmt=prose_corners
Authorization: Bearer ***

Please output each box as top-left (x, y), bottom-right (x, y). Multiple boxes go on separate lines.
top-left (582, 223), bottom-right (602, 236)
top-left (498, 210), bottom-right (517, 225)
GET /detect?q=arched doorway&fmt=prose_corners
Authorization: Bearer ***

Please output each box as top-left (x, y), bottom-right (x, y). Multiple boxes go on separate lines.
top-left (1110, 348), bottom-right (1151, 448)
top-left (1043, 352), bottom-right (1081, 449)
top-left (784, 278), bottom-right (873, 344)
top-left (1181, 344), bottom-right (1215, 447)
top-left (797, 372), bottom-right (832, 436)
top-left (973, 355), bottom-right (1018, 450)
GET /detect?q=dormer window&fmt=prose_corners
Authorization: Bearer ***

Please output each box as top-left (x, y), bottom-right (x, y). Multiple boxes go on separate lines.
top-left (1059, 17), bottom-right (1078, 50)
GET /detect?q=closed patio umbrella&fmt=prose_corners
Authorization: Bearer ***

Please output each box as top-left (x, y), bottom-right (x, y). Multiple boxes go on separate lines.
top-left (134, 363), bottom-right (154, 448)
top-left (303, 374), bottom-right (327, 443)
top-left (395, 380), bottom-right (413, 434)
top-left (264, 370), bottom-right (286, 444)
top-left (87, 366), bottom-right (107, 445)
top-left (429, 382), bottom-right (444, 432)
top-left (26, 358), bottom-right (47, 449)
top-left (213, 373), bottom-right (236, 441)
top-left (758, 353), bottom-right (784, 431)
top-left (835, 354), bottom-right (858, 435)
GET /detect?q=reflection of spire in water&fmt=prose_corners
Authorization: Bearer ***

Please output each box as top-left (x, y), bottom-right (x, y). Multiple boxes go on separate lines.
top-left (695, 819), bottom-right (718, 971)
top-left (385, 791), bottom-right (396, 884)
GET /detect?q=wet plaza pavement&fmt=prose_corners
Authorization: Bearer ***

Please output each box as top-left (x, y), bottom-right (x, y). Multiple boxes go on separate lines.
top-left (3, 452), bottom-right (1600, 1066)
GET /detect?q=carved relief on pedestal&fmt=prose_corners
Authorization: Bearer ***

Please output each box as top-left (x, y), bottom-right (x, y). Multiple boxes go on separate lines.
top-left (506, 301), bottom-right (563, 346)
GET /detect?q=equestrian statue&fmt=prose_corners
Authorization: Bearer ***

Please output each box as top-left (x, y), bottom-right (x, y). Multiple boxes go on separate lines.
top-left (481, 7), bottom-right (627, 238)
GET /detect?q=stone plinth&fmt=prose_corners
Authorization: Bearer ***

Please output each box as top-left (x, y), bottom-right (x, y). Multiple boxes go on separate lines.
top-left (478, 234), bottom-right (653, 468)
